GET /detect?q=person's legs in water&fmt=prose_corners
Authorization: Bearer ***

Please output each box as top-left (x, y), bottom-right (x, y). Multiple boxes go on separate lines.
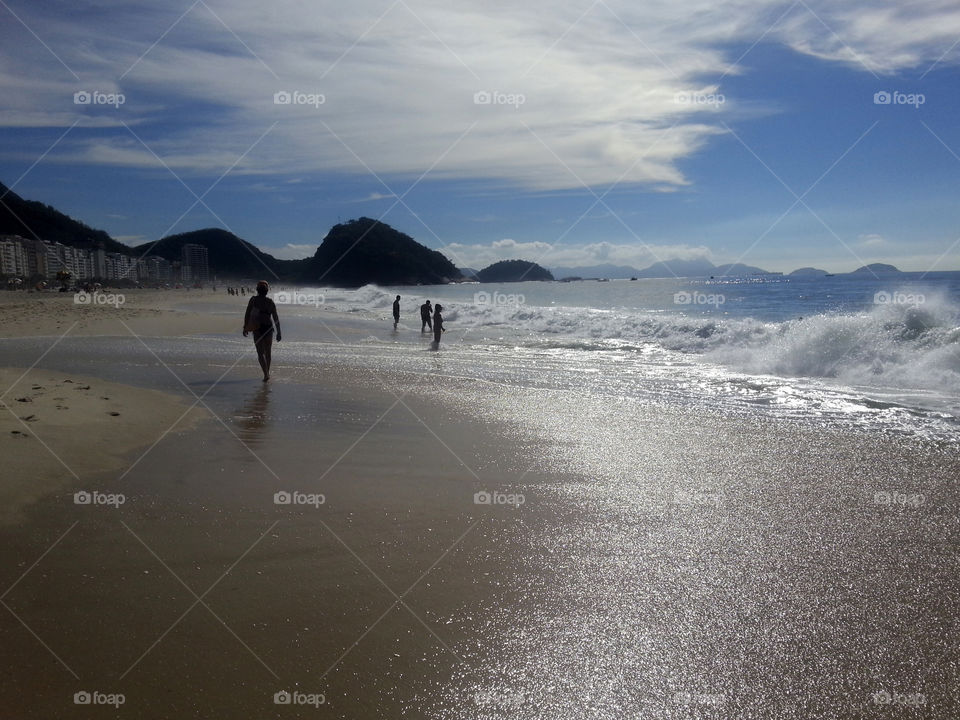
top-left (254, 329), bottom-right (274, 380)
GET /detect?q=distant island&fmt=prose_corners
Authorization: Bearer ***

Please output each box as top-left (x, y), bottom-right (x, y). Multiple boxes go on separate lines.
top-left (852, 263), bottom-right (901, 274)
top-left (476, 259), bottom-right (553, 282)
top-left (789, 267), bottom-right (830, 276)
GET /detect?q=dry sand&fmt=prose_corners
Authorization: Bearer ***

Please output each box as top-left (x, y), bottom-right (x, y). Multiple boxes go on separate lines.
top-left (0, 288), bottom-right (236, 338)
top-left (0, 367), bottom-right (207, 525)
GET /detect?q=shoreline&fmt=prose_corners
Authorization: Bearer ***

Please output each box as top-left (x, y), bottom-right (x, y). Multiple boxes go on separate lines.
top-left (1, 294), bottom-right (959, 718)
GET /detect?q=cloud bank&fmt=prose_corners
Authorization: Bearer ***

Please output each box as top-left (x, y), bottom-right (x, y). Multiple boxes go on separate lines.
top-left (2, 0), bottom-right (958, 192)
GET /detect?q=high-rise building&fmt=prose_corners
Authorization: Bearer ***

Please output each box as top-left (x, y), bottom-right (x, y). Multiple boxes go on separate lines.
top-left (181, 243), bottom-right (210, 284)
top-left (0, 235), bottom-right (29, 277)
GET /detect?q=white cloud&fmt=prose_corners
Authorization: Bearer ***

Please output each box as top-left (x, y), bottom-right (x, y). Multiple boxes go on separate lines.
top-left (858, 233), bottom-right (888, 248)
top-left (265, 242), bottom-right (316, 260)
top-left (1, 0), bottom-right (958, 189)
top-left (444, 237), bottom-right (712, 269)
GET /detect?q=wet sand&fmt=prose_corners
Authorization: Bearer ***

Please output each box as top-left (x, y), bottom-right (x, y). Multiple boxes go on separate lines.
top-left (1, 293), bottom-right (959, 718)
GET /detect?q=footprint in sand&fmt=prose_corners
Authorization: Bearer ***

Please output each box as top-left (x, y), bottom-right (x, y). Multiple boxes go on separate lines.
top-left (15, 397), bottom-right (32, 403)
top-left (108, 412), bottom-right (120, 416)
top-left (20, 415), bottom-right (38, 422)
top-left (76, 385), bottom-right (91, 390)
top-left (10, 430), bottom-right (28, 437)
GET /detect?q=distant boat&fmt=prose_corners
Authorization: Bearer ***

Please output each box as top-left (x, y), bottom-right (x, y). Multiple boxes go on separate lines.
top-left (630, 277), bottom-right (637, 281)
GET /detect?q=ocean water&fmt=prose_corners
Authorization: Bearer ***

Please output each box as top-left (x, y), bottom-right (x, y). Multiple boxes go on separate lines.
top-left (268, 272), bottom-right (960, 444)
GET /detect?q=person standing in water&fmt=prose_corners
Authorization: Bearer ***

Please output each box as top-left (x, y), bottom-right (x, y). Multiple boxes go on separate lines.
top-left (420, 299), bottom-right (433, 332)
top-left (393, 295), bottom-right (401, 329)
top-left (432, 303), bottom-right (444, 347)
top-left (243, 280), bottom-right (281, 381)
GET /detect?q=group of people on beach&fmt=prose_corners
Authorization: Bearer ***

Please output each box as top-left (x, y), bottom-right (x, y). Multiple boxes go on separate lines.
top-left (242, 283), bottom-right (446, 382)
top-left (393, 295), bottom-right (444, 346)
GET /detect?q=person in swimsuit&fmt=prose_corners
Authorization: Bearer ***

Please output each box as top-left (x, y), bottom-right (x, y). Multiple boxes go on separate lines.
top-left (432, 303), bottom-right (444, 348)
top-left (243, 280), bottom-right (281, 381)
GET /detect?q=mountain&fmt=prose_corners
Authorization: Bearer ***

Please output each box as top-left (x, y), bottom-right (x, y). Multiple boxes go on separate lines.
top-left (634, 257), bottom-right (771, 278)
top-left (549, 263), bottom-right (639, 279)
top-left (789, 267), bottom-right (829, 276)
top-left (476, 259), bottom-right (554, 282)
top-left (458, 267), bottom-right (480, 279)
top-left (0, 182), bottom-right (129, 253)
top-left (299, 217), bottom-right (459, 287)
top-left (134, 228), bottom-right (301, 280)
top-left (851, 263), bottom-right (901, 274)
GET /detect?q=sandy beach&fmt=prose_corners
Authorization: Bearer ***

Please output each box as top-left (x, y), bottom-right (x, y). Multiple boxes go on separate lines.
top-left (1, 287), bottom-right (959, 718)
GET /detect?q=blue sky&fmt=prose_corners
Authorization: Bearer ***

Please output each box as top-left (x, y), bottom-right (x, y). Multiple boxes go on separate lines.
top-left (1, 0), bottom-right (959, 273)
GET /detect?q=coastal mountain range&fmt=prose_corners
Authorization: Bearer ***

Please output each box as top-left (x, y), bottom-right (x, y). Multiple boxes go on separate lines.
top-left (0, 181), bottom-right (902, 284)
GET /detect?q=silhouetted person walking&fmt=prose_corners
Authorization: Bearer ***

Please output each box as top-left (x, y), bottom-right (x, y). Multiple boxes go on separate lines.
top-left (433, 303), bottom-right (444, 348)
top-left (420, 300), bottom-right (432, 332)
top-left (244, 280), bottom-right (281, 381)
top-left (393, 295), bottom-right (401, 329)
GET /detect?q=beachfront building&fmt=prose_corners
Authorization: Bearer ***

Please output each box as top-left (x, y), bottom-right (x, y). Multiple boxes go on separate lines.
top-left (0, 235), bottom-right (145, 282)
top-left (180, 243), bottom-right (210, 284)
top-left (138, 255), bottom-right (173, 283)
top-left (0, 235), bottom-right (29, 277)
